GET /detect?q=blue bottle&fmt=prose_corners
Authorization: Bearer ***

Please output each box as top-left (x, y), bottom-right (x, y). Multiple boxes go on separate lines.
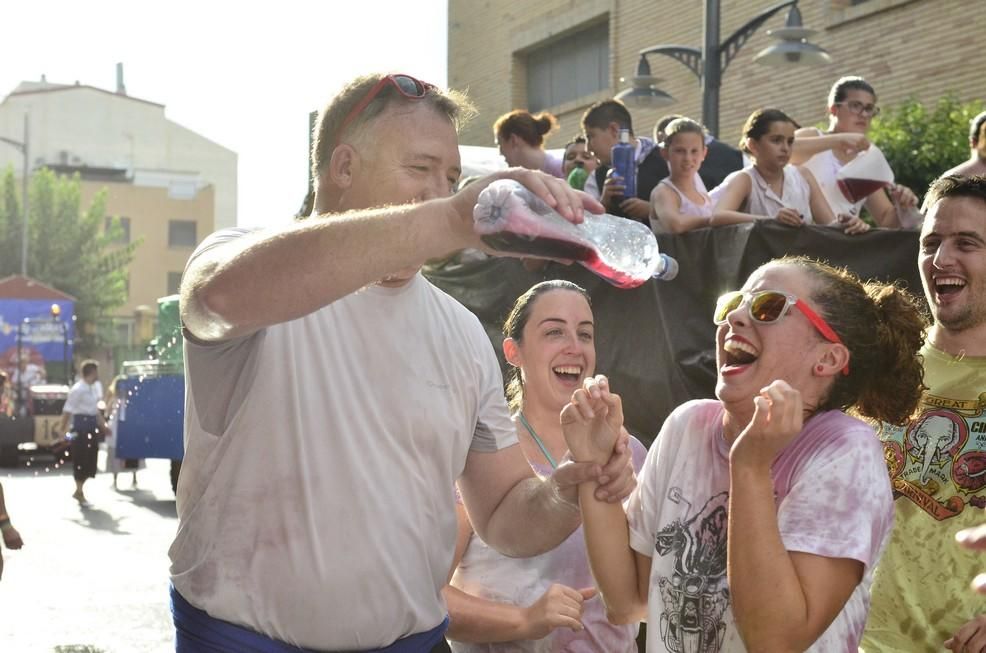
top-left (610, 128), bottom-right (637, 200)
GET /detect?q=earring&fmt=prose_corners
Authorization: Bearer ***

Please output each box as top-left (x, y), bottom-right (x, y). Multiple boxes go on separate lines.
top-left (815, 364), bottom-right (824, 373)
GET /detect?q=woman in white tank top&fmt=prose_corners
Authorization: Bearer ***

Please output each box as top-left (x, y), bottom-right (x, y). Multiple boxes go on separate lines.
top-left (648, 118), bottom-right (718, 234)
top-left (712, 108), bottom-right (870, 235)
top-left (445, 281), bottom-right (646, 653)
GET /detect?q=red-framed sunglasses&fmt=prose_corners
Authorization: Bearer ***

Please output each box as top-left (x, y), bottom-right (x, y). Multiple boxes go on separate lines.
top-left (335, 74), bottom-right (436, 146)
top-left (713, 289), bottom-right (849, 376)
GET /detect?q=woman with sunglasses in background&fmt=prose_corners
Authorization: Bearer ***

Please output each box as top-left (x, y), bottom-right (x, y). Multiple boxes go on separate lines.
top-left (790, 76), bottom-right (918, 228)
top-left (494, 110), bottom-right (566, 178)
top-left (560, 256), bottom-right (927, 652)
top-left (445, 280), bottom-right (647, 653)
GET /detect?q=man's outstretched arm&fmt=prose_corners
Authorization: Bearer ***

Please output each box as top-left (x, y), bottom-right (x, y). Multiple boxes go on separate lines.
top-left (181, 170), bottom-right (597, 343)
top-left (457, 435), bottom-right (635, 559)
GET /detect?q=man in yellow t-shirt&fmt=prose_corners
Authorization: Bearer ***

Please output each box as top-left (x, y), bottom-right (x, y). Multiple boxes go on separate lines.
top-left (863, 175), bottom-right (986, 652)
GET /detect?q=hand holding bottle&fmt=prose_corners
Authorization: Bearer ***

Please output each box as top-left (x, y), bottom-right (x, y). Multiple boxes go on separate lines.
top-left (473, 179), bottom-right (678, 288)
top-left (449, 168), bottom-right (601, 252)
top-left (600, 169), bottom-right (626, 208)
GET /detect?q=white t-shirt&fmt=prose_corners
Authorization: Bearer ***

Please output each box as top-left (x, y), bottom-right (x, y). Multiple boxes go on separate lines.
top-left (63, 379), bottom-right (101, 416)
top-left (169, 229), bottom-right (518, 650)
top-left (627, 400), bottom-right (893, 653)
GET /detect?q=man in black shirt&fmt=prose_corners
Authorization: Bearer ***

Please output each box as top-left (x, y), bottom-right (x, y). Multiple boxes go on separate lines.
top-left (580, 100), bottom-right (661, 224)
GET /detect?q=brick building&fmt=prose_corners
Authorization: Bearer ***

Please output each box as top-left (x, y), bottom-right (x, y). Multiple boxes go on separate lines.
top-left (449, 0), bottom-right (981, 150)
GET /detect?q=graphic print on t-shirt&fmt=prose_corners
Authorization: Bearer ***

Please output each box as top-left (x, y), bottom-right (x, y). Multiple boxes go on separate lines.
top-left (654, 488), bottom-right (729, 653)
top-left (881, 393), bottom-right (986, 521)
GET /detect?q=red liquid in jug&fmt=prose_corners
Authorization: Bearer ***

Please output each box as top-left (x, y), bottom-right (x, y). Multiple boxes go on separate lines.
top-left (838, 177), bottom-right (890, 203)
top-left (480, 232), bottom-right (642, 289)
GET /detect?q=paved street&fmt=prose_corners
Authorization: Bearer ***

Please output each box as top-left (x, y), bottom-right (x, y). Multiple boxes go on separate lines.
top-left (0, 451), bottom-right (177, 653)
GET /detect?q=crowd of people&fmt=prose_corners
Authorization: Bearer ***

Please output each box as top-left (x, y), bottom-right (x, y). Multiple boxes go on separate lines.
top-left (3, 68), bottom-right (978, 653)
top-left (150, 68), bottom-right (986, 653)
top-left (495, 76), bottom-right (935, 239)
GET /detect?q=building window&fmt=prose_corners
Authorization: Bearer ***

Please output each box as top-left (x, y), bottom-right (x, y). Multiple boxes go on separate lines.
top-left (167, 272), bottom-right (183, 296)
top-left (526, 22), bottom-right (608, 112)
top-left (112, 317), bottom-right (135, 347)
top-left (168, 220), bottom-right (197, 248)
top-left (827, 0), bottom-right (915, 27)
top-left (105, 216), bottom-right (131, 244)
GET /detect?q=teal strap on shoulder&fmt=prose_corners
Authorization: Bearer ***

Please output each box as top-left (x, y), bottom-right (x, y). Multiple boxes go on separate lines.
top-left (517, 412), bottom-right (558, 469)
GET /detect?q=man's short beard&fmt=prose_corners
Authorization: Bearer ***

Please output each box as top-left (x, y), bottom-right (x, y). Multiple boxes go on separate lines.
top-left (937, 307), bottom-right (985, 333)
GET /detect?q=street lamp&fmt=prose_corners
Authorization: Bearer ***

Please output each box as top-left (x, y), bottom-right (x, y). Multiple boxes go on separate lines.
top-left (0, 113), bottom-right (30, 276)
top-left (615, 0), bottom-right (831, 137)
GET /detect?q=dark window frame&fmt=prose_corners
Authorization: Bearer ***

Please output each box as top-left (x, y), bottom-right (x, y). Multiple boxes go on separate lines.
top-left (168, 220), bottom-right (198, 248)
top-left (526, 22), bottom-right (609, 112)
top-left (105, 216), bottom-right (131, 244)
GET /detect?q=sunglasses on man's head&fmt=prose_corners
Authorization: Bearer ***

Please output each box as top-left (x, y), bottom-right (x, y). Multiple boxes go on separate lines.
top-left (335, 74), bottom-right (436, 147)
top-left (714, 289), bottom-right (849, 375)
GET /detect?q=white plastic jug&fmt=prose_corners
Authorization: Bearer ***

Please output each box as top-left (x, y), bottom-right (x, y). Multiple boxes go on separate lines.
top-left (836, 145), bottom-right (894, 204)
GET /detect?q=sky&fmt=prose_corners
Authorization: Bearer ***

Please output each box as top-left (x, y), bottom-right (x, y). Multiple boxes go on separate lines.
top-left (0, 0), bottom-right (450, 228)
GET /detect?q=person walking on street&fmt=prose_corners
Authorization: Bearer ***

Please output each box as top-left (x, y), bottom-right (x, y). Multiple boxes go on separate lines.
top-left (58, 360), bottom-right (109, 505)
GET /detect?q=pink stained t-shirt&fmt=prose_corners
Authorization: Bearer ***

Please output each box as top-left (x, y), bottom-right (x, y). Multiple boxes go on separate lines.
top-left (627, 399), bottom-right (894, 653)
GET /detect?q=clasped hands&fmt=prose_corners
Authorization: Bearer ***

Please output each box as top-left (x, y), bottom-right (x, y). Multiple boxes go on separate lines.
top-left (560, 376), bottom-right (806, 477)
top-left (551, 375), bottom-right (634, 504)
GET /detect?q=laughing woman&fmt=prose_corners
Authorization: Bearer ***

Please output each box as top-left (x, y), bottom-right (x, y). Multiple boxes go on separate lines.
top-left (445, 280), bottom-right (647, 652)
top-left (562, 257), bottom-right (926, 652)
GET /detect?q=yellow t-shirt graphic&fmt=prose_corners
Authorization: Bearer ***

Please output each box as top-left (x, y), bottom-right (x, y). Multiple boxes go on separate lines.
top-left (863, 343), bottom-right (986, 652)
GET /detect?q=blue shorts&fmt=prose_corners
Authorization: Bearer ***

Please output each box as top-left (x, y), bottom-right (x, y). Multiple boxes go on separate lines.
top-left (170, 585), bottom-right (450, 652)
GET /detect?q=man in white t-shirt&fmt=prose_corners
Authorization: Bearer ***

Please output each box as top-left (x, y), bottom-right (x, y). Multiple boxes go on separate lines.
top-left (58, 360), bottom-right (107, 505)
top-left (170, 73), bottom-right (633, 653)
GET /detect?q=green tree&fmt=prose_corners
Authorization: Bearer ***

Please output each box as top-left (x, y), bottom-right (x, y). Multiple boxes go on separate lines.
top-left (868, 95), bottom-right (981, 202)
top-left (0, 166), bottom-right (23, 275)
top-left (0, 167), bottom-right (140, 350)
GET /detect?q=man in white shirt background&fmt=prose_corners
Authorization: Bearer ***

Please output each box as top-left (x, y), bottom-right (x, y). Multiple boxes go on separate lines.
top-left (58, 360), bottom-right (109, 505)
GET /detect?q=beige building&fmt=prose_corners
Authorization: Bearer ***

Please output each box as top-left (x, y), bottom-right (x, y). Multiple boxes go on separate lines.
top-left (450, 0), bottom-right (981, 151)
top-left (0, 67), bottom-right (236, 345)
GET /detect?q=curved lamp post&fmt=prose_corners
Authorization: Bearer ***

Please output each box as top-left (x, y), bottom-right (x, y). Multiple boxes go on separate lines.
top-left (0, 113), bottom-right (30, 276)
top-left (615, 0), bottom-right (831, 137)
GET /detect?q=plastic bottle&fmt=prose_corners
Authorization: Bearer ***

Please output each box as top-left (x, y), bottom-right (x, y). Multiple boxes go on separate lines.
top-left (473, 179), bottom-right (678, 289)
top-left (567, 161), bottom-right (589, 191)
top-left (610, 128), bottom-right (637, 200)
